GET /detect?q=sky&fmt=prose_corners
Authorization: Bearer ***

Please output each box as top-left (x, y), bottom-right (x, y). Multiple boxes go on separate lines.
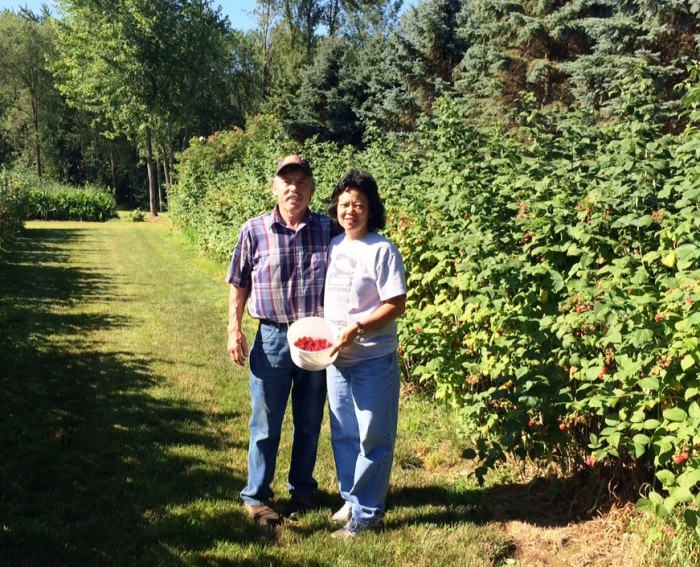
top-left (0, 0), bottom-right (418, 32)
top-left (0, 0), bottom-right (261, 30)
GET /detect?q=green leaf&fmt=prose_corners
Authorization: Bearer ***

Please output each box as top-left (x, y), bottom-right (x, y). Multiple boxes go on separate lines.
top-left (662, 251), bottom-right (677, 268)
top-left (671, 486), bottom-right (694, 503)
top-left (638, 377), bottom-right (659, 391)
top-left (631, 329), bottom-right (654, 348)
top-left (682, 354), bottom-right (695, 372)
top-left (636, 497), bottom-right (656, 513)
top-left (663, 408), bottom-right (688, 422)
top-left (649, 491), bottom-right (665, 506)
top-left (689, 402), bottom-right (700, 420)
top-left (656, 469), bottom-right (676, 486)
top-left (684, 508), bottom-right (699, 528)
top-left (678, 468), bottom-right (700, 488)
top-left (632, 433), bottom-right (651, 445)
top-left (686, 387), bottom-right (700, 400)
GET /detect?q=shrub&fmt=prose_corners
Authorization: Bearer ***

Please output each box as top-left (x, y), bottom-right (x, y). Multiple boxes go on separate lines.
top-left (25, 183), bottom-right (117, 222)
top-left (391, 75), bottom-right (700, 531)
top-left (124, 208), bottom-right (146, 222)
top-left (0, 168), bottom-right (29, 247)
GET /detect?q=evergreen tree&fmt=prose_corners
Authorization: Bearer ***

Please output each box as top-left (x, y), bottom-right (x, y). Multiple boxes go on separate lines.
top-left (285, 37), bottom-right (363, 144)
top-left (356, 0), bottom-right (465, 131)
top-left (454, 0), bottom-right (700, 122)
top-left (455, 0), bottom-right (598, 113)
top-left (565, 0), bottom-right (699, 119)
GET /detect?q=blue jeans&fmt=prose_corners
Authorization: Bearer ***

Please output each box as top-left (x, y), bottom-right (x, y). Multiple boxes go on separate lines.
top-left (240, 322), bottom-right (327, 506)
top-left (326, 352), bottom-right (400, 526)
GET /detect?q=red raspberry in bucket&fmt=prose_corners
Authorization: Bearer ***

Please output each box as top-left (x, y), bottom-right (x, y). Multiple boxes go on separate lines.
top-left (294, 336), bottom-right (333, 352)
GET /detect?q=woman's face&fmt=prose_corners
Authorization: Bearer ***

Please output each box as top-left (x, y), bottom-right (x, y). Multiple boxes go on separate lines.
top-left (337, 188), bottom-right (370, 236)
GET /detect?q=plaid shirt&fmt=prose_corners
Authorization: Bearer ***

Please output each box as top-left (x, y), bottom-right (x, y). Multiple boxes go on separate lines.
top-left (226, 207), bottom-right (337, 323)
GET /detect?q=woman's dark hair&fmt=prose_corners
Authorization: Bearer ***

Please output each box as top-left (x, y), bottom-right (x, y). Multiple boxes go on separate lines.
top-left (327, 170), bottom-right (386, 232)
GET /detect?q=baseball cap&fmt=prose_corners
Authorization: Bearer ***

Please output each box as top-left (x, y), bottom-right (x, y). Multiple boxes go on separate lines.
top-left (275, 154), bottom-right (312, 178)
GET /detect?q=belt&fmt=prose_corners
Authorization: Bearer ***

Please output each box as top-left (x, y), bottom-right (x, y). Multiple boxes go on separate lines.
top-left (259, 319), bottom-right (293, 329)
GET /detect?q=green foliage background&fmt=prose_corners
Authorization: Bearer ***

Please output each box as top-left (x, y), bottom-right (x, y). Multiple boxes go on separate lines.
top-left (0, 168), bottom-right (116, 237)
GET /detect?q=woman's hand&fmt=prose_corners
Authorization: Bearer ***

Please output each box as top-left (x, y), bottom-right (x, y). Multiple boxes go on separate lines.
top-left (329, 296), bottom-right (406, 357)
top-left (330, 324), bottom-right (359, 356)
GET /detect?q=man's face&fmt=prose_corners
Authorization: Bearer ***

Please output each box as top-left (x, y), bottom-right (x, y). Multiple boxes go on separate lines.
top-left (273, 167), bottom-right (314, 216)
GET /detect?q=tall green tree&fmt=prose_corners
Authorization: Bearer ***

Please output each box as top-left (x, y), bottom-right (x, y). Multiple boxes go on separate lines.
top-left (285, 37), bottom-right (364, 144)
top-left (53, 0), bottom-right (232, 215)
top-left (335, 0), bottom-right (465, 133)
top-left (282, 1), bottom-right (408, 143)
top-left (565, 0), bottom-right (699, 118)
top-left (455, 0), bottom-right (597, 113)
top-left (454, 0), bottom-right (699, 121)
top-left (0, 9), bottom-right (59, 176)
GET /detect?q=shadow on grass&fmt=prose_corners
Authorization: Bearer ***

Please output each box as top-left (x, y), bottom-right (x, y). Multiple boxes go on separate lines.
top-left (0, 227), bottom-right (295, 566)
top-left (388, 469), bottom-right (620, 533)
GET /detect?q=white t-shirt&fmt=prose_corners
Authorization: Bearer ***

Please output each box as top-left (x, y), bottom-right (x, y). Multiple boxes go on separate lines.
top-left (324, 231), bottom-right (406, 366)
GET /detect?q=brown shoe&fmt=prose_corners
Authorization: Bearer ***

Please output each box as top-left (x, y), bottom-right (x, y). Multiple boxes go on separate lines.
top-left (285, 494), bottom-right (315, 520)
top-left (245, 503), bottom-right (281, 527)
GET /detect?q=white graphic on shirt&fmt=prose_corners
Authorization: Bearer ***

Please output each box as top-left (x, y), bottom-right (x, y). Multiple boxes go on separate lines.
top-left (325, 252), bottom-right (356, 327)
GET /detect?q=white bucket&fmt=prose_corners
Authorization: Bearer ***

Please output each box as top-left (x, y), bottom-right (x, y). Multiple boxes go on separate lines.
top-left (287, 317), bottom-right (339, 371)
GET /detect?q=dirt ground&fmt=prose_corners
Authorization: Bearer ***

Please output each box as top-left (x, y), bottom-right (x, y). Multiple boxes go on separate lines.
top-left (501, 508), bottom-right (642, 567)
top-left (480, 477), bottom-right (647, 567)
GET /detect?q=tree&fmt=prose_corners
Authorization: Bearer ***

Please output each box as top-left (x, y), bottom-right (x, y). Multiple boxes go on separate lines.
top-left (0, 8), bottom-right (59, 177)
top-left (283, 0), bottom-right (412, 144)
top-left (53, 0), bottom-right (232, 216)
top-left (454, 0), bottom-right (700, 122)
top-left (325, 0), bottom-right (466, 134)
top-left (565, 0), bottom-right (699, 119)
top-left (285, 37), bottom-right (364, 144)
top-left (455, 0), bottom-right (598, 113)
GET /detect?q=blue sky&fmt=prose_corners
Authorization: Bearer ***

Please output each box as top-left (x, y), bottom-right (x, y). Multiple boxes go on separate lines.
top-left (0, 0), bottom-right (262, 30)
top-left (0, 0), bottom-right (417, 32)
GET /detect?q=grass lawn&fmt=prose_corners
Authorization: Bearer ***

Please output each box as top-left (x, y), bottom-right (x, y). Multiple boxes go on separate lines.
top-left (0, 218), bottom-right (651, 566)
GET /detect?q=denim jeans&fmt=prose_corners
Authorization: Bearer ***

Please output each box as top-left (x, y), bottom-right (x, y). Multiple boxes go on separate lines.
top-left (240, 322), bottom-right (327, 506)
top-left (326, 351), bottom-right (400, 526)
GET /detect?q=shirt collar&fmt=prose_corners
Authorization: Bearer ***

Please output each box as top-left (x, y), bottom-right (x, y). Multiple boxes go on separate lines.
top-left (271, 206), bottom-right (313, 230)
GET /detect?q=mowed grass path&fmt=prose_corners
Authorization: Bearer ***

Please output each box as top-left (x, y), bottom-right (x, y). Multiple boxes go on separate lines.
top-left (0, 219), bottom-right (511, 566)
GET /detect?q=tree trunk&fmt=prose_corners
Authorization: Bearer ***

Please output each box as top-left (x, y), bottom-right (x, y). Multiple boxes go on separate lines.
top-left (158, 144), bottom-right (170, 186)
top-left (167, 121), bottom-right (174, 184)
top-left (145, 125), bottom-right (158, 217)
top-left (155, 152), bottom-right (163, 212)
top-left (110, 144), bottom-right (117, 195)
top-left (31, 81), bottom-right (42, 178)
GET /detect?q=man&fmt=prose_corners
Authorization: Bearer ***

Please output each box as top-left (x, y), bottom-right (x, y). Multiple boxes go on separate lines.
top-left (226, 155), bottom-right (336, 526)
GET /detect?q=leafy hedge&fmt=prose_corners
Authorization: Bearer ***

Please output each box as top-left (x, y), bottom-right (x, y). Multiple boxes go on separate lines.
top-left (170, 67), bottom-right (700, 533)
top-left (25, 184), bottom-right (117, 221)
top-left (0, 168), bottom-right (28, 247)
top-left (169, 114), bottom-right (360, 262)
top-left (0, 168), bottom-right (117, 247)
top-left (391, 74), bottom-right (700, 530)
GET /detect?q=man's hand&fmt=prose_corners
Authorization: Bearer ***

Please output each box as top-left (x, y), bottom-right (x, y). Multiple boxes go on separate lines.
top-left (227, 285), bottom-right (250, 366)
top-left (227, 330), bottom-right (249, 365)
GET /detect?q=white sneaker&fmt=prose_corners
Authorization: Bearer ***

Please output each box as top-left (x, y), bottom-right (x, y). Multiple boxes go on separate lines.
top-left (331, 501), bottom-right (352, 525)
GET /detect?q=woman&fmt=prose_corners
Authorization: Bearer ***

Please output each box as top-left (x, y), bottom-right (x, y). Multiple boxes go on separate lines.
top-left (323, 170), bottom-right (407, 538)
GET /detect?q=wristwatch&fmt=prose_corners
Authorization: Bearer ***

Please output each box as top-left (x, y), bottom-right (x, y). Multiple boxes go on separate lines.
top-left (356, 322), bottom-right (366, 335)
